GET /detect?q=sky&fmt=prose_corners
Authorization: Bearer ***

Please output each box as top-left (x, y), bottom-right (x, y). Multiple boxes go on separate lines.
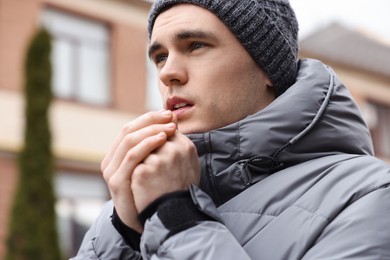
top-left (289, 0), bottom-right (390, 43)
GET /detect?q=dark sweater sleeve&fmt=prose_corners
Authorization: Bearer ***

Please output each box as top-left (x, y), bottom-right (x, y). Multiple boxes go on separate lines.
top-left (139, 190), bottom-right (214, 238)
top-left (111, 208), bottom-right (141, 251)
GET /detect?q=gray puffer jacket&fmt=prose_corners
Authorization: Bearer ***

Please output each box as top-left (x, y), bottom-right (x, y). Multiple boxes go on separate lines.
top-left (73, 59), bottom-right (390, 259)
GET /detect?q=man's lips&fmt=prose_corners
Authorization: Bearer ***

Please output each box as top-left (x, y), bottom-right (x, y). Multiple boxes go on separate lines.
top-left (166, 97), bottom-right (193, 111)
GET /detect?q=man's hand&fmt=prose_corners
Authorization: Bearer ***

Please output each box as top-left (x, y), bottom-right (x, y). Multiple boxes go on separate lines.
top-left (101, 110), bottom-right (176, 233)
top-left (131, 131), bottom-right (201, 213)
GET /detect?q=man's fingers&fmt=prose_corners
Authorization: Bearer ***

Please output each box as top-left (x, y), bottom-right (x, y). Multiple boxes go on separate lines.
top-left (110, 132), bottom-right (168, 183)
top-left (104, 131), bottom-right (167, 189)
top-left (131, 132), bottom-right (201, 212)
top-left (101, 110), bottom-right (173, 171)
top-left (102, 123), bottom-right (176, 180)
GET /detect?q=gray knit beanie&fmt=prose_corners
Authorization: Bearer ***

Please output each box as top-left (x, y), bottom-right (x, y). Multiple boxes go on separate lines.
top-left (148, 0), bottom-right (299, 96)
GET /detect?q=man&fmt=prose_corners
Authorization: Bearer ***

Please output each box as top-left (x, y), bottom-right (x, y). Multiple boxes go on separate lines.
top-left (73, 0), bottom-right (390, 259)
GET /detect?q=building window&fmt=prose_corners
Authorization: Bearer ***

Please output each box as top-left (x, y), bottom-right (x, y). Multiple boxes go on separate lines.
top-left (54, 172), bottom-right (109, 258)
top-left (369, 102), bottom-right (390, 158)
top-left (41, 8), bottom-right (111, 105)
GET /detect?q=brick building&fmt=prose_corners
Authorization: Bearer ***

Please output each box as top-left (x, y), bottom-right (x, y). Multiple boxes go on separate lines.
top-left (0, 0), bottom-right (155, 258)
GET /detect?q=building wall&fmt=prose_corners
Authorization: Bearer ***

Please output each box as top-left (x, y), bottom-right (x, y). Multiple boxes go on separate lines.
top-left (112, 23), bottom-right (147, 113)
top-left (0, 0), bottom-right (41, 91)
top-left (0, 0), bottom-right (152, 258)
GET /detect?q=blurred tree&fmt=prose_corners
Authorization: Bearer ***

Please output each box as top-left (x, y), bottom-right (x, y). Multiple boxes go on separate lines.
top-left (6, 28), bottom-right (61, 260)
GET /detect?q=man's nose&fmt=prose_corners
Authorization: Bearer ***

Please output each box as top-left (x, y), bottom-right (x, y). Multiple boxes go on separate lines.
top-left (159, 54), bottom-right (188, 87)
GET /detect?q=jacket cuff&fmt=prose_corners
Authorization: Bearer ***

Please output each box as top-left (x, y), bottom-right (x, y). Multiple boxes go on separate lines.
top-left (139, 190), bottom-right (214, 237)
top-left (111, 208), bottom-right (141, 251)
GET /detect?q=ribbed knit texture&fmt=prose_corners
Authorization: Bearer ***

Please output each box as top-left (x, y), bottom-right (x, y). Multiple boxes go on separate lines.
top-left (148, 0), bottom-right (299, 96)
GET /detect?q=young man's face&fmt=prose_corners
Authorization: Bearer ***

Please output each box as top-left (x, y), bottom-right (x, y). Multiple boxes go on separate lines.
top-left (149, 4), bottom-right (275, 134)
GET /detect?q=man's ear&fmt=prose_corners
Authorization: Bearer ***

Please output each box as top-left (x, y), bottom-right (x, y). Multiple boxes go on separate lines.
top-left (264, 77), bottom-right (276, 99)
top-left (265, 77), bottom-right (273, 89)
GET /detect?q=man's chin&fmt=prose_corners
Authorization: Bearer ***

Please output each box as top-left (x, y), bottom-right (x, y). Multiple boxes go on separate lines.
top-left (178, 122), bottom-right (200, 135)
top-left (177, 126), bottom-right (194, 135)
top-left (178, 123), bottom-right (213, 135)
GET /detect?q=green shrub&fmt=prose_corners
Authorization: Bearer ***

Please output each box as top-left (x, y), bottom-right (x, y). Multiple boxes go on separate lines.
top-left (6, 28), bottom-right (61, 260)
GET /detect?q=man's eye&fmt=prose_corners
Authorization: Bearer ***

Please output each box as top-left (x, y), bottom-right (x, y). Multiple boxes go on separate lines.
top-left (190, 42), bottom-right (207, 51)
top-left (154, 54), bottom-right (167, 65)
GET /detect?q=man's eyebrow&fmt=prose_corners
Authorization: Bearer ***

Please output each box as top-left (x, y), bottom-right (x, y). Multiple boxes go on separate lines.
top-left (175, 30), bottom-right (217, 41)
top-left (148, 30), bottom-right (217, 58)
